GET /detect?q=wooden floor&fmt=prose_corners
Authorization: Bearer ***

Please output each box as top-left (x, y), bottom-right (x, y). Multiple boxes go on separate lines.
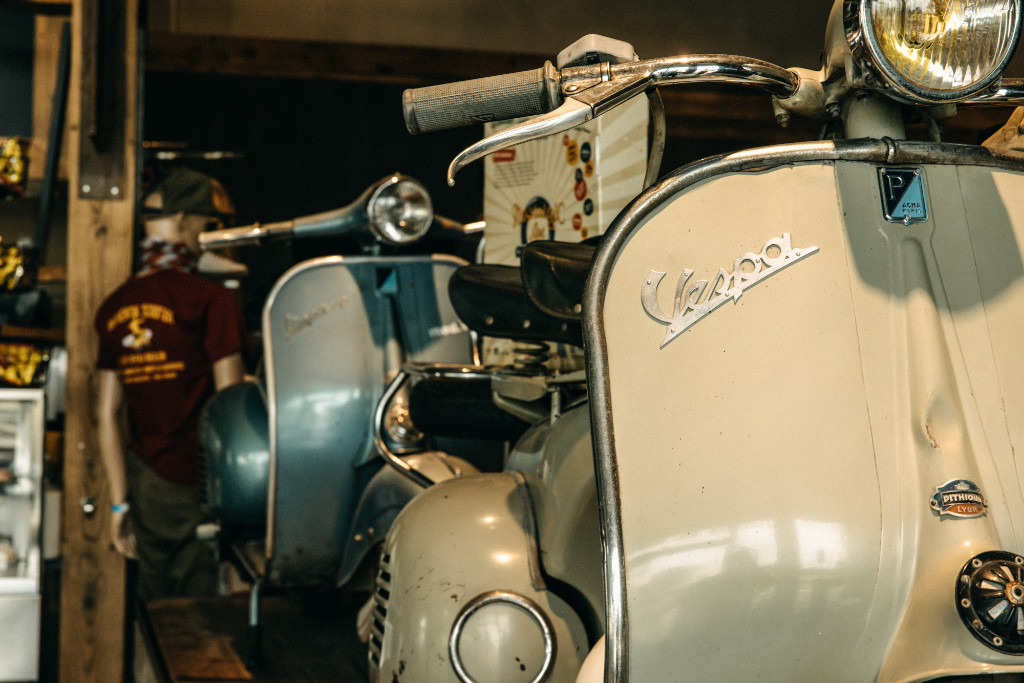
top-left (137, 588), bottom-right (371, 682)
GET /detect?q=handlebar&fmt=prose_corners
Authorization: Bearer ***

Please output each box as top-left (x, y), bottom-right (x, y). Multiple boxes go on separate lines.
top-left (402, 55), bottom-right (801, 137)
top-left (199, 206), bottom-right (361, 250)
top-left (405, 53), bottom-right (1024, 138)
top-left (404, 55), bottom-right (801, 184)
top-left (199, 222), bottom-right (287, 250)
top-left (403, 62), bottom-right (561, 134)
top-left (200, 173), bottom-right (443, 251)
top-left (403, 50), bottom-right (1024, 185)
top-left (200, 213), bottom-right (483, 252)
top-left (967, 80), bottom-right (1024, 105)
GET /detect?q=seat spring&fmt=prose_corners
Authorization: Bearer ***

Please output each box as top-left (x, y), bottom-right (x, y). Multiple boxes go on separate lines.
top-left (512, 340), bottom-right (550, 372)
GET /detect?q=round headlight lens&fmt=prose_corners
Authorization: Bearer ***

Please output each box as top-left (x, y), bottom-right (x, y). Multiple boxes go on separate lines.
top-left (368, 176), bottom-right (434, 244)
top-left (864, 0), bottom-right (1021, 101)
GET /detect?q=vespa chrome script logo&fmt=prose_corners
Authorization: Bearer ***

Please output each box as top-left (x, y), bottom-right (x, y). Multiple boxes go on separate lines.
top-left (283, 296), bottom-right (351, 340)
top-left (878, 167), bottom-right (927, 224)
top-left (930, 479), bottom-right (987, 519)
top-left (641, 233), bottom-right (818, 348)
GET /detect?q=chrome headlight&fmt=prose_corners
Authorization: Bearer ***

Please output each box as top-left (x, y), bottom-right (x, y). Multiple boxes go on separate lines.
top-left (844, 0), bottom-right (1022, 102)
top-left (368, 175), bottom-right (434, 245)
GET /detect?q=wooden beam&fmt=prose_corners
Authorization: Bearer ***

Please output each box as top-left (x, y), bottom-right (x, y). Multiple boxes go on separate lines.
top-left (145, 32), bottom-right (547, 86)
top-left (31, 15), bottom-right (70, 181)
top-left (0, 0), bottom-right (69, 15)
top-left (60, 0), bottom-right (138, 680)
top-left (142, 31), bottom-right (1023, 152)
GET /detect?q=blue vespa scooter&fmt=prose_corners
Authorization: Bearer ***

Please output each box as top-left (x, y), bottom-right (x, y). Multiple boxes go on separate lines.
top-left (196, 173), bottom-right (487, 666)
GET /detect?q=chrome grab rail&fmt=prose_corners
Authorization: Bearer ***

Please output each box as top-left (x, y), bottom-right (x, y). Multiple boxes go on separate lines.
top-left (373, 369), bottom-right (435, 489)
top-left (373, 363), bottom-right (500, 487)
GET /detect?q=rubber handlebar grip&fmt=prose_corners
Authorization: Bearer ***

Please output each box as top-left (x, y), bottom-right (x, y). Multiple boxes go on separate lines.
top-left (403, 62), bottom-right (560, 134)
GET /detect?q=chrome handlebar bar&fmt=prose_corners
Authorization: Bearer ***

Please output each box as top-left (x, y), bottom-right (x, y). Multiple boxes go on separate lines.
top-left (967, 80), bottom-right (1024, 105)
top-left (403, 56), bottom-right (801, 136)
top-left (199, 204), bottom-right (373, 250)
top-left (403, 51), bottom-right (1024, 184)
top-left (199, 220), bottom-right (297, 250)
top-left (404, 55), bottom-right (802, 184)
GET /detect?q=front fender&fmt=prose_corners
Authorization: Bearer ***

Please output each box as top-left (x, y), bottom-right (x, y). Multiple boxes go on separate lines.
top-left (370, 472), bottom-right (590, 682)
top-left (336, 451), bottom-right (478, 586)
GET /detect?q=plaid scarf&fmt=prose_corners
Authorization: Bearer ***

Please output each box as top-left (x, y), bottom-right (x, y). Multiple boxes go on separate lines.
top-left (138, 237), bottom-right (196, 275)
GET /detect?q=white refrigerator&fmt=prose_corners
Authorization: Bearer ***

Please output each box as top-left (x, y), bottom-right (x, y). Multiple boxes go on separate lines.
top-left (0, 388), bottom-right (44, 681)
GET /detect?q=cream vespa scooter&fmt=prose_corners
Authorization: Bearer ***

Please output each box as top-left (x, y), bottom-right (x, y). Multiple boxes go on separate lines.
top-left (373, 0), bottom-right (1024, 679)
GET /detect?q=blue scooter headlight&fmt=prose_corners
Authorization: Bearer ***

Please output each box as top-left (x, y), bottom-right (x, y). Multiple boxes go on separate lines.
top-left (368, 175), bottom-right (434, 245)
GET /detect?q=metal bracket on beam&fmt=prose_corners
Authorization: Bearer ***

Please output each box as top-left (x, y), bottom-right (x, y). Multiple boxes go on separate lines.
top-left (78, 0), bottom-right (128, 201)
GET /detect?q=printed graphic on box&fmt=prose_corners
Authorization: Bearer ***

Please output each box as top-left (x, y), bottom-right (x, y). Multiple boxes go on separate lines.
top-left (481, 97), bottom-right (649, 365)
top-left (482, 96), bottom-right (649, 266)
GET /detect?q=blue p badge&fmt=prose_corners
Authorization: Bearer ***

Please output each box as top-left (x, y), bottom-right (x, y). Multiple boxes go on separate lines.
top-left (878, 167), bottom-right (928, 225)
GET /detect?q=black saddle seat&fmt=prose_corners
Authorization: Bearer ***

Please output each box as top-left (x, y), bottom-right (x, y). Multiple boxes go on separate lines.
top-left (448, 261), bottom-right (583, 348)
top-left (520, 240), bottom-right (596, 321)
top-left (449, 240), bottom-right (598, 347)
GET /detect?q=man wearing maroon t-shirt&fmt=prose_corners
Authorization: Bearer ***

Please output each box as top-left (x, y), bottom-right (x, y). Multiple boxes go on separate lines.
top-left (94, 167), bottom-right (248, 599)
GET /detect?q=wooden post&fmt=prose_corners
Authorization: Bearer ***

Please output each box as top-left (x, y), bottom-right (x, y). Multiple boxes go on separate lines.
top-left (60, 0), bottom-right (139, 680)
top-left (32, 12), bottom-right (71, 183)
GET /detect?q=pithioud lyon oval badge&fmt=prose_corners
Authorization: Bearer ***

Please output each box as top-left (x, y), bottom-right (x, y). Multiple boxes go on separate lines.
top-left (930, 479), bottom-right (987, 519)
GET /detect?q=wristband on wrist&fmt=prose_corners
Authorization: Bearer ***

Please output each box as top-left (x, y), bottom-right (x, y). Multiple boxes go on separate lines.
top-left (111, 502), bottom-right (130, 514)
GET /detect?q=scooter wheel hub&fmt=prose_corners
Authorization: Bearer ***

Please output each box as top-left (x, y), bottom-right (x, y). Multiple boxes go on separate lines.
top-left (956, 550), bottom-right (1024, 655)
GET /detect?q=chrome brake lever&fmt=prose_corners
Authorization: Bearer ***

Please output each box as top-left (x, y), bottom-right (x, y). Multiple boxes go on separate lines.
top-left (447, 99), bottom-right (592, 185)
top-left (446, 72), bottom-right (651, 185)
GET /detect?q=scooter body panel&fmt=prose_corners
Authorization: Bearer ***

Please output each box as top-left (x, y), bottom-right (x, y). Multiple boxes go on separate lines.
top-left (586, 142), bottom-right (1024, 680)
top-left (518, 405), bottom-right (604, 637)
top-left (264, 254), bottom-right (472, 585)
top-left (335, 450), bottom-right (478, 586)
top-left (370, 471), bottom-right (591, 682)
top-left (199, 379), bottom-right (269, 527)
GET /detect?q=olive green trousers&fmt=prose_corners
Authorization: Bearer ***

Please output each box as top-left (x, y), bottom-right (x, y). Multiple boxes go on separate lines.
top-left (126, 453), bottom-right (218, 601)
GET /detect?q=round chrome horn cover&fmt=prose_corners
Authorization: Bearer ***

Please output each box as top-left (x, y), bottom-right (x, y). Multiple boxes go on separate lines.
top-left (449, 590), bottom-right (556, 683)
top-left (956, 550), bottom-right (1024, 654)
